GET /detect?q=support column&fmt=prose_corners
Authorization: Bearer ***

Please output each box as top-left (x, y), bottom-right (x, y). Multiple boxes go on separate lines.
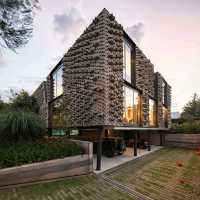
top-left (160, 132), bottom-right (163, 146)
top-left (133, 132), bottom-right (137, 156)
top-left (147, 132), bottom-right (151, 151)
top-left (96, 127), bottom-right (104, 171)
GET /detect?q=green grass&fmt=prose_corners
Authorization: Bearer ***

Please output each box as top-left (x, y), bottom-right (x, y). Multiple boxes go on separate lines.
top-left (0, 176), bottom-right (134, 200)
top-left (104, 147), bottom-right (200, 200)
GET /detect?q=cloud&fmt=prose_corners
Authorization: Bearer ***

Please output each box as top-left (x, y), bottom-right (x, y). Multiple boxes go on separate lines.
top-left (53, 7), bottom-right (85, 42)
top-left (126, 23), bottom-right (144, 44)
top-left (0, 55), bottom-right (7, 68)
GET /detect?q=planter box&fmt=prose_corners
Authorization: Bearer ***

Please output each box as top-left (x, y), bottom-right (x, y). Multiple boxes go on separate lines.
top-left (0, 140), bottom-right (93, 188)
top-left (164, 134), bottom-right (200, 148)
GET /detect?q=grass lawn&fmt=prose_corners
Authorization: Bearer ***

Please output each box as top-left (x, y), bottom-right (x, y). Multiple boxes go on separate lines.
top-left (0, 176), bottom-right (133, 200)
top-left (0, 147), bottom-right (199, 200)
top-left (104, 147), bottom-right (200, 200)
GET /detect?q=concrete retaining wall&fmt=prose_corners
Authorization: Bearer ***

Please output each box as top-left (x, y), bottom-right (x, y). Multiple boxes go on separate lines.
top-left (164, 134), bottom-right (200, 148)
top-left (0, 140), bottom-right (93, 188)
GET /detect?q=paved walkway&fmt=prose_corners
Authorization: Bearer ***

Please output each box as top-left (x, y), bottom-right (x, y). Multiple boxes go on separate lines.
top-left (93, 145), bottom-right (162, 173)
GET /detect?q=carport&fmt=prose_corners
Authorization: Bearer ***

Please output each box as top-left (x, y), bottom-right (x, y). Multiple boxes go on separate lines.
top-left (71, 126), bottom-right (169, 171)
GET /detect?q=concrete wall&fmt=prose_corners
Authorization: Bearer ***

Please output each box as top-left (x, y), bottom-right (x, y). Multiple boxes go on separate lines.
top-left (164, 134), bottom-right (200, 148)
top-left (0, 141), bottom-right (93, 188)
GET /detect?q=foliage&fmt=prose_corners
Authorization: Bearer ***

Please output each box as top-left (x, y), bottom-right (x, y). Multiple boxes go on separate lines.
top-left (9, 89), bottom-right (39, 113)
top-left (0, 110), bottom-right (46, 143)
top-left (0, 139), bottom-right (84, 168)
top-left (0, 99), bottom-right (9, 111)
top-left (181, 93), bottom-right (200, 120)
top-left (0, 0), bottom-right (39, 52)
top-left (171, 120), bottom-right (200, 133)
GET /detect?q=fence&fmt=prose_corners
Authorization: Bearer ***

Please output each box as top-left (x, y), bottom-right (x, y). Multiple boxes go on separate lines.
top-left (164, 134), bottom-right (200, 148)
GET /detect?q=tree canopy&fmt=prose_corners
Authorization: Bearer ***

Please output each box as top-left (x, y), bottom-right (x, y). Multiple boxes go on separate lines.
top-left (9, 89), bottom-right (39, 113)
top-left (0, 0), bottom-right (39, 52)
top-left (181, 93), bottom-right (200, 120)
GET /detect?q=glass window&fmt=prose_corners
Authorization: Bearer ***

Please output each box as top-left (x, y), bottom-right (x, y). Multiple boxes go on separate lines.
top-left (51, 98), bottom-right (65, 135)
top-left (149, 98), bottom-right (156, 126)
top-left (123, 86), bottom-right (140, 124)
top-left (123, 40), bottom-right (132, 83)
top-left (52, 63), bottom-right (63, 98)
top-left (163, 106), bottom-right (168, 128)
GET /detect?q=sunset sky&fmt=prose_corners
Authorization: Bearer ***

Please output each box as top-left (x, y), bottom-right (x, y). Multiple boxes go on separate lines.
top-left (0, 0), bottom-right (200, 113)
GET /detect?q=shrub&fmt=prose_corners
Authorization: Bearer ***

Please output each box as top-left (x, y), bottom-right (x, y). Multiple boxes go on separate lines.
top-left (171, 121), bottom-right (200, 133)
top-left (0, 139), bottom-right (84, 168)
top-left (0, 110), bottom-right (46, 144)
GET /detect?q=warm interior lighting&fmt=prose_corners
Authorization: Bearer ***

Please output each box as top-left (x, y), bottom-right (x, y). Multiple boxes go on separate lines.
top-left (123, 86), bottom-right (141, 124)
top-left (149, 98), bottom-right (156, 126)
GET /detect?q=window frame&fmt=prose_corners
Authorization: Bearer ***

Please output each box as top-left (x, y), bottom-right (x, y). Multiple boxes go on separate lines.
top-left (123, 39), bottom-right (132, 83)
top-left (51, 62), bottom-right (64, 99)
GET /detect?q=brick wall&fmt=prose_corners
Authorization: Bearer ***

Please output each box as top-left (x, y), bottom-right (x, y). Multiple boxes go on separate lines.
top-left (32, 81), bottom-right (48, 126)
top-left (63, 9), bottom-right (124, 127)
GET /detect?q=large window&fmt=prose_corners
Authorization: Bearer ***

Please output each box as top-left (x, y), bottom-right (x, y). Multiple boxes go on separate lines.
top-left (163, 106), bottom-right (168, 128)
top-left (123, 86), bottom-right (140, 124)
top-left (149, 98), bottom-right (156, 126)
top-left (52, 63), bottom-right (63, 98)
top-left (123, 40), bottom-right (132, 83)
top-left (51, 98), bottom-right (65, 136)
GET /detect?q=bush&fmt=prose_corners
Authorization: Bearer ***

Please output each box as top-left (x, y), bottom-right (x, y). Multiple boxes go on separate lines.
top-left (0, 110), bottom-right (46, 144)
top-left (0, 139), bottom-right (84, 168)
top-left (171, 121), bottom-right (200, 133)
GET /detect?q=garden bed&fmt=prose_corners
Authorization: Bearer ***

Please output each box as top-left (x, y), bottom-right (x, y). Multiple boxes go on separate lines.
top-left (0, 139), bottom-right (93, 187)
top-left (0, 137), bottom-right (84, 169)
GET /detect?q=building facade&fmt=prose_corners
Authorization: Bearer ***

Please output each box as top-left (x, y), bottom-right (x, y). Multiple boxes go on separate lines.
top-left (33, 9), bottom-right (171, 170)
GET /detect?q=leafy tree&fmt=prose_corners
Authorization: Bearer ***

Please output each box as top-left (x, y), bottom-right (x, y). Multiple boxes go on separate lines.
top-left (0, 0), bottom-right (39, 52)
top-left (181, 93), bottom-right (200, 120)
top-left (9, 89), bottom-right (39, 113)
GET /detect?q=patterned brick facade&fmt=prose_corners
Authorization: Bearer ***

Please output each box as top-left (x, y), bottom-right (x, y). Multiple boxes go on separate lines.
top-left (33, 8), bottom-right (171, 129)
top-left (32, 81), bottom-right (48, 126)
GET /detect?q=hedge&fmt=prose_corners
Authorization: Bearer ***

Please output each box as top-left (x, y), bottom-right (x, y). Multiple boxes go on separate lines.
top-left (0, 138), bottom-right (84, 168)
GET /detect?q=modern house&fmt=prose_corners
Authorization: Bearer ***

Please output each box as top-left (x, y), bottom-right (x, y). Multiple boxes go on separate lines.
top-left (33, 8), bottom-right (171, 170)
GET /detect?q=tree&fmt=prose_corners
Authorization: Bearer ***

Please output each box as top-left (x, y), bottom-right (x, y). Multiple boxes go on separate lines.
top-left (0, 0), bottom-right (39, 52)
top-left (181, 93), bottom-right (200, 120)
top-left (9, 89), bottom-right (39, 113)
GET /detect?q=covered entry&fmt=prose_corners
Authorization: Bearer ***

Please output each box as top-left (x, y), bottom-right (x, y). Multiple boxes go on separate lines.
top-left (70, 126), bottom-right (168, 171)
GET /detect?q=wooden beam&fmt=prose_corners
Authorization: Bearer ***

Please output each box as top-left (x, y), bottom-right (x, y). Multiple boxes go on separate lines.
top-left (133, 132), bottom-right (137, 156)
top-left (96, 127), bottom-right (104, 171)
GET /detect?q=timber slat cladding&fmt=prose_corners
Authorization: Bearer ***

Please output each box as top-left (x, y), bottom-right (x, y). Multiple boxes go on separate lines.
top-left (0, 155), bottom-right (92, 187)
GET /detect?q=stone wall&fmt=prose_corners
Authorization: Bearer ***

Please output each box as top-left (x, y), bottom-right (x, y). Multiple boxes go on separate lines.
top-left (32, 81), bottom-right (48, 126)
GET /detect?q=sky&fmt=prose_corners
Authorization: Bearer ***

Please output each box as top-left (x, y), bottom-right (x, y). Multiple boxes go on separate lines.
top-left (0, 0), bottom-right (200, 113)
